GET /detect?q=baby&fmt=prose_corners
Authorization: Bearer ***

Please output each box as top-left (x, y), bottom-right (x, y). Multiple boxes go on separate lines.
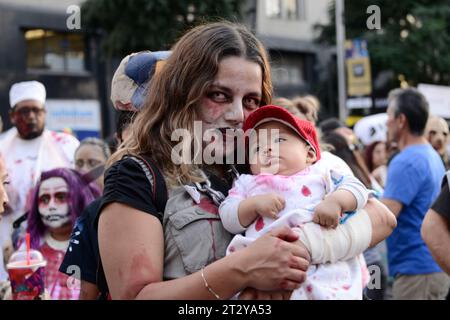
top-left (219, 105), bottom-right (370, 300)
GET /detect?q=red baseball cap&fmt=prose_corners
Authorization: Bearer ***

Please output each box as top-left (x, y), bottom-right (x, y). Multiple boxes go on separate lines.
top-left (243, 105), bottom-right (321, 161)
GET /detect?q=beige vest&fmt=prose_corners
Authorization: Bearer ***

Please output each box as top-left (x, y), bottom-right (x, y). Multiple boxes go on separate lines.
top-left (162, 185), bottom-right (233, 279)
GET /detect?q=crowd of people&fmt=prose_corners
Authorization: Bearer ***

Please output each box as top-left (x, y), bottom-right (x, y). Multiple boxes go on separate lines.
top-left (0, 21), bottom-right (449, 300)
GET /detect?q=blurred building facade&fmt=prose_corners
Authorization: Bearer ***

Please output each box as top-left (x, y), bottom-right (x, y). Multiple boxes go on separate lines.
top-left (243, 0), bottom-right (334, 111)
top-left (0, 0), bottom-right (335, 138)
top-left (0, 0), bottom-right (112, 139)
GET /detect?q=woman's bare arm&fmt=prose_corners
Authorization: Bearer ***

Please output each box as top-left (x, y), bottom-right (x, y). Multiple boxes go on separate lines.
top-left (79, 280), bottom-right (100, 300)
top-left (421, 209), bottom-right (450, 275)
top-left (99, 203), bottom-right (310, 300)
top-left (366, 197), bottom-right (397, 247)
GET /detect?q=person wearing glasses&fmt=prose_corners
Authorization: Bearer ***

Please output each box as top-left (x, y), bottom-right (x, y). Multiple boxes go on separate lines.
top-left (74, 138), bottom-right (111, 192)
top-left (0, 81), bottom-right (79, 262)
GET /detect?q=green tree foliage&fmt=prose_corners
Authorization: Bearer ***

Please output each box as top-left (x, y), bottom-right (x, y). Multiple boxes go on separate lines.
top-left (81, 0), bottom-right (242, 57)
top-left (316, 0), bottom-right (450, 86)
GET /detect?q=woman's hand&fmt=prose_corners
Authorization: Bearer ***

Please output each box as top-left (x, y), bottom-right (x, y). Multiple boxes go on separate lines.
top-left (235, 226), bottom-right (310, 292)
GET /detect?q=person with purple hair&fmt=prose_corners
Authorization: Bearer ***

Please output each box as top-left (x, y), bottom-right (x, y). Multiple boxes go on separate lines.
top-left (23, 168), bottom-right (100, 300)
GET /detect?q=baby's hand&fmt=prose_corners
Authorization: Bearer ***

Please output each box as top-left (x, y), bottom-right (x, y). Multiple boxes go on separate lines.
top-left (253, 193), bottom-right (286, 219)
top-left (312, 198), bottom-right (342, 228)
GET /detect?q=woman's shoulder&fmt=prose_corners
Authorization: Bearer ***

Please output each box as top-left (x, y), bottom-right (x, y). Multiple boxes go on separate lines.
top-left (105, 155), bottom-right (164, 187)
top-left (105, 155), bottom-right (146, 176)
top-left (102, 155), bottom-right (163, 220)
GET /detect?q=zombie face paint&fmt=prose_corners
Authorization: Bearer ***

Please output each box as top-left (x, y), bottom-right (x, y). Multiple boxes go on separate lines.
top-left (10, 100), bottom-right (46, 140)
top-left (197, 56), bottom-right (262, 159)
top-left (38, 177), bottom-right (70, 229)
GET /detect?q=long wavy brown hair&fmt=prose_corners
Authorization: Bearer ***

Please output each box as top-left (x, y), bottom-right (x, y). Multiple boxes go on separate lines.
top-left (109, 21), bottom-right (273, 186)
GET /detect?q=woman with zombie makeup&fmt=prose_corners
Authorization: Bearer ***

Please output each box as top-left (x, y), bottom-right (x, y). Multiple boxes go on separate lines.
top-left (24, 168), bottom-right (100, 300)
top-left (97, 21), bottom-right (396, 300)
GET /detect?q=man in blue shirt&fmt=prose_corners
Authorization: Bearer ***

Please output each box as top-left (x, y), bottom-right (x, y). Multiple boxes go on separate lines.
top-left (383, 88), bottom-right (450, 300)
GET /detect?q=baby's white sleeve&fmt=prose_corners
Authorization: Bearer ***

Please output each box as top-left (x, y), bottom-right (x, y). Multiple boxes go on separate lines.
top-left (316, 154), bottom-right (370, 211)
top-left (334, 171), bottom-right (370, 211)
top-left (219, 175), bottom-right (250, 234)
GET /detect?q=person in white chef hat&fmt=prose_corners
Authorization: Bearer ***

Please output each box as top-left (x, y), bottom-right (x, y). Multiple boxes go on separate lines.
top-left (0, 80), bottom-right (80, 272)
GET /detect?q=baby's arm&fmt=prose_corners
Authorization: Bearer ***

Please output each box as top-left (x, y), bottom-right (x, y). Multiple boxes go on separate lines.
top-left (313, 189), bottom-right (358, 228)
top-left (219, 176), bottom-right (285, 234)
top-left (298, 155), bottom-right (395, 264)
top-left (313, 172), bottom-right (369, 228)
top-left (220, 193), bottom-right (286, 233)
top-left (238, 193), bottom-right (285, 227)
top-left (219, 176), bottom-right (250, 234)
